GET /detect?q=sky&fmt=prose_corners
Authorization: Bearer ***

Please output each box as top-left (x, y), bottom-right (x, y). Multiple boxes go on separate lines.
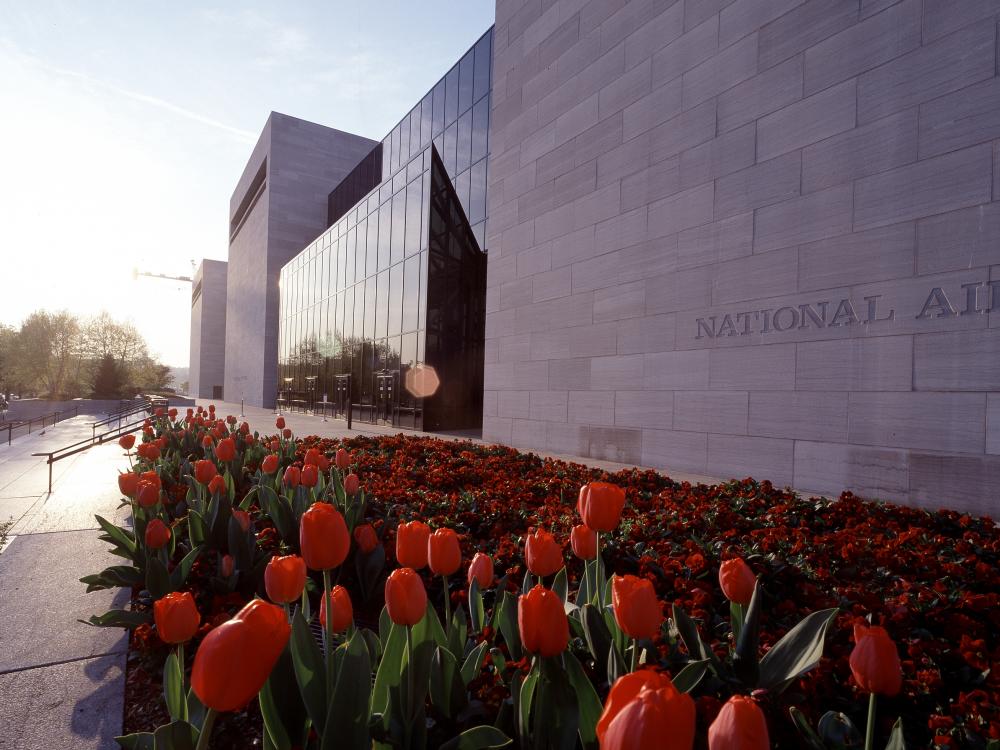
top-left (0, 1), bottom-right (495, 367)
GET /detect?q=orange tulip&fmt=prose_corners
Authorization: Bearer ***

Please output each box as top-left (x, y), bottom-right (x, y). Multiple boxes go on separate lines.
top-left (316, 453), bottom-right (330, 472)
top-left (577, 481), bottom-right (626, 532)
top-left (118, 472), bottom-right (139, 498)
top-left (261, 454), bottom-right (279, 474)
top-left (194, 459), bottom-right (217, 486)
top-left (571, 524), bottom-right (597, 560)
top-left (208, 474), bottom-right (226, 497)
top-left (525, 528), bottom-right (563, 577)
top-left (708, 695), bottom-right (770, 750)
top-left (265, 554), bottom-right (307, 604)
top-left (850, 623), bottom-right (903, 696)
top-left (719, 558), bottom-right (756, 606)
top-left (239, 421), bottom-right (249, 434)
top-left (598, 672), bottom-right (695, 750)
top-left (344, 472), bottom-right (360, 495)
top-left (201, 435), bottom-right (213, 448)
top-left (282, 428), bottom-right (292, 439)
top-left (300, 464), bottom-right (318, 487)
top-left (168, 408), bottom-right (178, 420)
top-left (119, 434), bottom-right (136, 450)
top-left (216, 437), bottom-right (236, 462)
top-left (145, 518), bottom-right (171, 549)
top-left (518, 585), bottom-right (568, 657)
top-left (221, 554), bottom-right (234, 578)
top-left (428, 528), bottom-right (461, 576)
top-left (353, 523), bottom-right (379, 554)
top-left (385, 567), bottom-right (427, 626)
top-left (319, 585), bottom-right (354, 632)
top-left (139, 442), bottom-right (160, 461)
top-left (275, 416), bottom-right (285, 429)
top-left (140, 471), bottom-right (161, 492)
top-left (335, 448), bottom-right (351, 470)
top-left (467, 552), bottom-right (494, 589)
top-left (612, 574), bottom-right (663, 640)
top-left (299, 502), bottom-right (350, 571)
top-left (191, 599), bottom-right (290, 712)
top-left (232, 510), bottom-right (250, 532)
top-left (283, 466), bottom-right (300, 488)
top-left (304, 448), bottom-right (322, 467)
top-left (396, 520), bottom-right (431, 569)
top-left (137, 481), bottom-right (160, 509)
top-left (154, 591), bottom-right (200, 644)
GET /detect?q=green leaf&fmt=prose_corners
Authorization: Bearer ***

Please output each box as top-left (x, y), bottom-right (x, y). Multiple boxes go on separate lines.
top-left (355, 542), bottom-right (385, 602)
top-left (144, 555), bottom-right (171, 599)
top-left (94, 514), bottom-right (137, 559)
top-left (517, 666), bottom-right (538, 747)
top-left (429, 645), bottom-right (465, 719)
top-left (497, 591), bottom-right (523, 661)
top-left (372, 618), bottom-right (406, 721)
top-left (671, 659), bottom-right (709, 694)
top-left (733, 579), bottom-right (762, 687)
top-left (884, 718), bottom-right (907, 750)
top-left (490, 647), bottom-right (507, 683)
top-left (552, 567), bottom-right (568, 604)
top-left (758, 608), bottom-right (838, 692)
top-left (163, 650), bottom-right (187, 722)
top-left (671, 603), bottom-right (721, 673)
top-left (439, 725), bottom-right (513, 750)
top-left (580, 604), bottom-right (612, 682)
top-left (575, 561), bottom-right (593, 607)
top-left (730, 601), bottom-right (745, 644)
top-left (817, 710), bottom-right (863, 748)
top-left (324, 630), bottom-right (372, 750)
top-left (260, 485), bottom-right (298, 547)
top-left (289, 611), bottom-right (327, 735)
top-left (449, 606), bottom-right (468, 661)
top-left (412, 601), bottom-right (448, 650)
top-left (188, 510), bottom-right (207, 548)
top-left (259, 646), bottom-right (304, 750)
top-left (461, 641), bottom-right (488, 686)
top-left (80, 565), bottom-right (144, 592)
top-left (788, 707), bottom-right (827, 750)
top-left (469, 578), bottom-right (485, 633)
top-left (534, 659), bottom-right (579, 750)
top-left (169, 546), bottom-right (201, 592)
top-left (80, 607), bottom-right (150, 630)
top-left (563, 651), bottom-right (601, 750)
top-left (151, 720), bottom-right (198, 750)
top-left (114, 732), bottom-right (155, 749)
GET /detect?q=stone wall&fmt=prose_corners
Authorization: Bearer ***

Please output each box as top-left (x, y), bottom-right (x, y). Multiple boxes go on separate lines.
top-left (484, 0), bottom-right (1000, 514)
top-left (189, 259), bottom-right (228, 399)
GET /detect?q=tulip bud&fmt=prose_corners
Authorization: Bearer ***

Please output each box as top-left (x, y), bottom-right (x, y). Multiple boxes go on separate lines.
top-left (335, 448), bottom-right (351, 470)
top-left (216, 437), bottom-right (236, 462)
top-left (467, 552), bottom-right (494, 589)
top-left (300, 464), bottom-right (318, 487)
top-left (191, 599), bottom-right (290, 712)
top-left (283, 466), bottom-right (300, 488)
top-left (119, 434), bottom-right (136, 451)
top-left (396, 520), bottom-right (431, 570)
top-left (316, 454), bottom-right (330, 472)
top-left (194, 459), bottom-right (218, 486)
top-left (208, 404), bottom-right (216, 414)
top-left (571, 524), bottom-right (597, 560)
top-left (385, 567), bottom-right (427, 626)
top-left (264, 554), bottom-right (307, 604)
top-left (154, 591), bottom-right (200, 644)
top-left (118, 472), bottom-right (139, 498)
top-left (344, 472), bottom-right (360, 496)
top-left (145, 518), bottom-right (171, 549)
top-left (849, 623), bottom-right (903, 696)
top-left (304, 448), bottom-right (322, 467)
top-left (319, 585), bottom-right (354, 632)
top-left (232, 509), bottom-right (251, 532)
top-left (525, 528), bottom-right (563, 577)
top-left (611, 574), bottom-right (663, 641)
top-left (137, 481), bottom-right (160, 509)
top-left (598, 671), bottom-right (695, 750)
top-left (240, 421), bottom-right (250, 434)
top-left (261, 454), bottom-right (279, 474)
top-left (168, 408), bottom-right (178, 420)
top-left (428, 528), bottom-right (462, 577)
top-left (719, 558), bottom-right (756, 607)
top-left (577, 481), bottom-right (626, 532)
top-left (353, 523), bottom-right (379, 554)
top-left (518, 585), bottom-right (569, 657)
top-left (201, 435), bottom-right (213, 448)
top-left (221, 553), bottom-right (234, 578)
top-left (300, 502), bottom-right (350, 571)
top-left (708, 695), bottom-right (770, 750)
top-left (275, 416), bottom-right (285, 429)
top-left (208, 474), bottom-right (226, 497)
top-left (282, 428), bottom-right (292, 440)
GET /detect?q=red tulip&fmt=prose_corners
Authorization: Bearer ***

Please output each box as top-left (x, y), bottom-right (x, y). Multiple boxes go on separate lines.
top-left (118, 472), bottom-right (139, 498)
top-left (154, 591), bottom-right (200, 644)
top-left (577, 481), bottom-right (626, 532)
top-left (525, 528), bottom-right (563, 577)
top-left (168, 408), bottom-right (178, 420)
top-left (119, 434), bottom-right (136, 450)
top-left (850, 623), bottom-right (903, 696)
top-left (598, 671), bottom-right (695, 750)
top-left (300, 464), bottom-right (318, 487)
top-left (428, 528), bottom-right (461, 577)
top-left (467, 552), bottom-right (494, 589)
top-left (344, 472), bottom-right (360, 495)
top-left (300, 502), bottom-right (350, 571)
top-left (216, 437), bottom-right (236, 462)
top-left (283, 466), bottom-right (300, 488)
top-left (335, 448), bottom-right (350, 470)
top-left (316, 453), bottom-right (330, 472)
top-left (194, 459), bottom-right (217, 486)
top-left (145, 518), bottom-right (171, 548)
top-left (719, 558), bottom-right (756, 607)
top-left (319, 585), bottom-right (353, 632)
top-left (304, 448), bottom-right (322, 467)
top-left (353, 523), bottom-right (379, 554)
top-left (385, 567), bottom-right (427, 626)
top-left (261, 454), bottom-right (279, 474)
top-left (612, 574), bottom-right (663, 640)
top-left (208, 474), bottom-right (226, 497)
top-left (708, 695), bottom-right (770, 750)
top-left (140, 471), bottom-right (161, 492)
top-left (208, 404), bottom-right (215, 414)
top-left (275, 416), bottom-right (285, 429)
top-left (396, 520), bottom-right (431, 569)
top-left (137, 481), bottom-right (160, 509)
top-left (221, 554), bottom-right (234, 578)
top-left (201, 435), bottom-right (213, 448)
top-left (264, 554), bottom-right (307, 604)
top-left (139, 442), bottom-right (160, 461)
top-left (239, 421), bottom-right (250, 434)
top-left (282, 428), bottom-right (292, 439)
top-left (571, 524), bottom-right (597, 560)
top-left (518, 585), bottom-right (569, 657)
top-left (232, 509), bottom-right (250, 532)
top-left (191, 599), bottom-right (290, 712)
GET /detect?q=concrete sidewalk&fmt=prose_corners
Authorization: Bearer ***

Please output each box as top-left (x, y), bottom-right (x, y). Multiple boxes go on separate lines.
top-left (0, 418), bottom-right (130, 749)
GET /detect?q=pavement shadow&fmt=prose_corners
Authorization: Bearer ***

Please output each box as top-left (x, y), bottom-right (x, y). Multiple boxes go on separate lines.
top-left (71, 652), bottom-right (126, 746)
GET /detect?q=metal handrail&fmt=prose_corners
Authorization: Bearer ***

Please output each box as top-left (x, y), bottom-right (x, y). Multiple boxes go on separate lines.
top-left (91, 401), bottom-right (153, 438)
top-left (3, 406), bottom-right (80, 447)
top-left (33, 414), bottom-right (148, 493)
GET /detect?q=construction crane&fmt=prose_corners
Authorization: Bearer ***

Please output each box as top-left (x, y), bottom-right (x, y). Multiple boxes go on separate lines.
top-left (132, 260), bottom-right (196, 284)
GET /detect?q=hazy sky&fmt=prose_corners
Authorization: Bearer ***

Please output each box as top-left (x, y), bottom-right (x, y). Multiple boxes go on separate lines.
top-left (0, 1), bottom-right (494, 367)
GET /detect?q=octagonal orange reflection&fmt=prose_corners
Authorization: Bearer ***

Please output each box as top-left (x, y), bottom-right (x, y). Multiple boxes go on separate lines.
top-left (404, 364), bottom-right (440, 399)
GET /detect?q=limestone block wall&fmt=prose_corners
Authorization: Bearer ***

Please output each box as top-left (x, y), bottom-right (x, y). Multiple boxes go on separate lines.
top-left (484, 0), bottom-right (1000, 514)
top-left (189, 259), bottom-right (228, 399)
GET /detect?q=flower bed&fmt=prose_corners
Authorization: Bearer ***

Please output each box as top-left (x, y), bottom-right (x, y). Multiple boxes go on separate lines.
top-left (87, 410), bottom-right (999, 749)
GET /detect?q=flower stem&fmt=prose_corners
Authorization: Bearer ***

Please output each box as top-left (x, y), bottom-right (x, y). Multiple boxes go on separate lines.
top-left (595, 532), bottom-right (602, 609)
top-left (282, 601), bottom-right (290, 623)
top-left (442, 575), bottom-right (451, 636)
top-left (630, 638), bottom-right (638, 673)
top-left (405, 624), bottom-right (415, 722)
top-left (195, 707), bottom-right (216, 750)
top-left (864, 692), bottom-right (877, 750)
top-left (322, 569), bottom-right (334, 698)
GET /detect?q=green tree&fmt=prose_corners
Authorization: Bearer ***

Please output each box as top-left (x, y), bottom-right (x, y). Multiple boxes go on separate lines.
top-left (11, 311), bottom-right (80, 397)
top-left (91, 354), bottom-right (124, 398)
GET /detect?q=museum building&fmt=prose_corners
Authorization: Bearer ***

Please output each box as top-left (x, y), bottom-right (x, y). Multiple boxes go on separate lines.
top-left (192, 1), bottom-right (1000, 513)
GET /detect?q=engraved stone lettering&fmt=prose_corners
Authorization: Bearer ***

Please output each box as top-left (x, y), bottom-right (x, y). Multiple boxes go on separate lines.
top-left (773, 306), bottom-right (799, 332)
top-left (829, 299), bottom-right (859, 327)
top-left (916, 287), bottom-right (956, 319)
top-left (798, 301), bottom-right (829, 330)
top-left (695, 316), bottom-right (716, 339)
top-left (864, 295), bottom-right (894, 324)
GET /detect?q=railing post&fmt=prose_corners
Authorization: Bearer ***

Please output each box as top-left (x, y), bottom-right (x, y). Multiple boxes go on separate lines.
top-left (48, 458), bottom-right (53, 494)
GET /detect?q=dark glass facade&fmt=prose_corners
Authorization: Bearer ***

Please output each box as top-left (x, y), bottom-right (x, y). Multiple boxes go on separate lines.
top-left (277, 28), bottom-right (491, 432)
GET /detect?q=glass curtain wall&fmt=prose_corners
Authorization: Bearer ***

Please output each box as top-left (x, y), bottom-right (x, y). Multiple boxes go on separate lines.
top-left (276, 28), bottom-right (492, 432)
